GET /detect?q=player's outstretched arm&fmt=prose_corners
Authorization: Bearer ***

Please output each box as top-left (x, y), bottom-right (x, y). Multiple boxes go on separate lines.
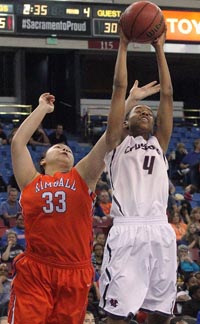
top-left (11, 93), bottom-right (55, 190)
top-left (76, 29), bottom-right (129, 191)
top-left (152, 30), bottom-right (173, 153)
top-left (105, 27), bottom-right (129, 151)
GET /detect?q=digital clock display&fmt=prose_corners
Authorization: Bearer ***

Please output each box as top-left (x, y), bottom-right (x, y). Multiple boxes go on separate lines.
top-left (23, 4), bottom-right (48, 16)
top-left (16, 3), bottom-right (92, 19)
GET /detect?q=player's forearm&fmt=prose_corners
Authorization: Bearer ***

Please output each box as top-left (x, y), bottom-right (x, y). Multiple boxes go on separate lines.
top-left (155, 46), bottom-right (173, 98)
top-left (112, 39), bottom-right (128, 91)
top-left (106, 38), bottom-right (128, 149)
top-left (12, 103), bottom-right (49, 147)
top-left (154, 45), bottom-right (173, 151)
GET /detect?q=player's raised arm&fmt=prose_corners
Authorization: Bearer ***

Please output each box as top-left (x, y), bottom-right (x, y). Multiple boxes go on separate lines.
top-left (11, 93), bottom-right (55, 190)
top-left (152, 30), bottom-right (173, 153)
top-left (76, 28), bottom-right (129, 191)
top-left (105, 28), bottom-right (129, 151)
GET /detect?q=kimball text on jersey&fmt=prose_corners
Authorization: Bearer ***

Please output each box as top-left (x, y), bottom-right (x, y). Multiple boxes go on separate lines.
top-left (35, 178), bottom-right (77, 193)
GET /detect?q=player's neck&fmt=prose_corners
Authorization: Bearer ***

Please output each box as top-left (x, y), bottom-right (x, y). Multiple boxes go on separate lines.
top-left (45, 165), bottom-right (71, 176)
top-left (130, 129), bottom-right (150, 140)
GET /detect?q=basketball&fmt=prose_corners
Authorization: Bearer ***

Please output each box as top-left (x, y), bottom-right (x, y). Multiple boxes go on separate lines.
top-left (119, 1), bottom-right (165, 43)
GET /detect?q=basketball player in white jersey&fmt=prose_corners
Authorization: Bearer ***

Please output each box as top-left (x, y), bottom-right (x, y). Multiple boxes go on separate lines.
top-left (99, 27), bottom-right (177, 324)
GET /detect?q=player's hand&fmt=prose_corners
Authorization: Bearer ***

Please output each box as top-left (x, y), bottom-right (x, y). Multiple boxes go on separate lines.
top-left (151, 25), bottom-right (167, 48)
top-left (128, 80), bottom-right (160, 102)
top-left (118, 23), bottom-right (129, 46)
top-left (39, 93), bottom-right (55, 113)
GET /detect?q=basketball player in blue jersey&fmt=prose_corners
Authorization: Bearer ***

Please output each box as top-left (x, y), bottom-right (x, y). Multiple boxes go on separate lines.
top-left (99, 27), bottom-right (177, 324)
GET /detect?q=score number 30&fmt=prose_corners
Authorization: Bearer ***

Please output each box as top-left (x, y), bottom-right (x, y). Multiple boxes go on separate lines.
top-left (104, 21), bottom-right (118, 34)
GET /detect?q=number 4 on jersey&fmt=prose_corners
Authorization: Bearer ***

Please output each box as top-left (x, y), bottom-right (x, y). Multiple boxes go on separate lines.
top-left (143, 156), bottom-right (155, 174)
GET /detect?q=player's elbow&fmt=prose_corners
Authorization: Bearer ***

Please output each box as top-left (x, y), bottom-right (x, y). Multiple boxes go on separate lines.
top-left (11, 134), bottom-right (18, 149)
top-left (11, 134), bottom-right (23, 154)
top-left (113, 76), bottom-right (127, 91)
top-left (161, 84), bottom-right (173, 97)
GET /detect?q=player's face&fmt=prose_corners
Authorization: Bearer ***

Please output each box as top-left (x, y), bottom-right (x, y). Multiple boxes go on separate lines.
top-left (45, 144), bottom-right (74, 169)
top-left (128, 105), bottom-right (154, 134)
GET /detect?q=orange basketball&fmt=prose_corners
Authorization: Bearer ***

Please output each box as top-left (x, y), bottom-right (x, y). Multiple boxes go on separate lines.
top-left (119, 1), bottom-right (165, 43)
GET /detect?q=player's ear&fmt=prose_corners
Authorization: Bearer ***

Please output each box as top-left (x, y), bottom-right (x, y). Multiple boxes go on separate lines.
top-left (40, 158), bottom-right (45, 165)
top-left (40, 158), bottom-right (46, 174)
top-left (123, 121), bottom-right (129, 129)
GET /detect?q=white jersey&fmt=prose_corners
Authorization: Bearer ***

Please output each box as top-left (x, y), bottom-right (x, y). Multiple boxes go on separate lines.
top-left (100, 135), bottom-right (177, 318)
top-left (105, 135), bottom-right (169, 221)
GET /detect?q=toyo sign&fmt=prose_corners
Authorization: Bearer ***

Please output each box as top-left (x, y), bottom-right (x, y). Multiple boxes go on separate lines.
top-left (163, 10), bottom-right (200, 42)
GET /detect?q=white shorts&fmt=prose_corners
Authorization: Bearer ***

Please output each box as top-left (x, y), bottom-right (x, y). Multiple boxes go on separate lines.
top-left (99, 218), bottom-right (177, 318)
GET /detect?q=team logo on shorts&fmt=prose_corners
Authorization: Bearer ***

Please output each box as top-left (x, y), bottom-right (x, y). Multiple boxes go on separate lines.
top-left (110, 298), bottom-right (118, 307)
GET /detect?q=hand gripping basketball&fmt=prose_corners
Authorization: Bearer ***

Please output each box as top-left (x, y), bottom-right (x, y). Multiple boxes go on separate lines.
top-left (119, 1), bottom-right (165, 43)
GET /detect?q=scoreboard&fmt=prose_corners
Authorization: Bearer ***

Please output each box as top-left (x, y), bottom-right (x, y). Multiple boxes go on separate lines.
top-left (0, 2), bottom-right (199, 43)
top-left (0, 2), bottom-right (125, 38)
